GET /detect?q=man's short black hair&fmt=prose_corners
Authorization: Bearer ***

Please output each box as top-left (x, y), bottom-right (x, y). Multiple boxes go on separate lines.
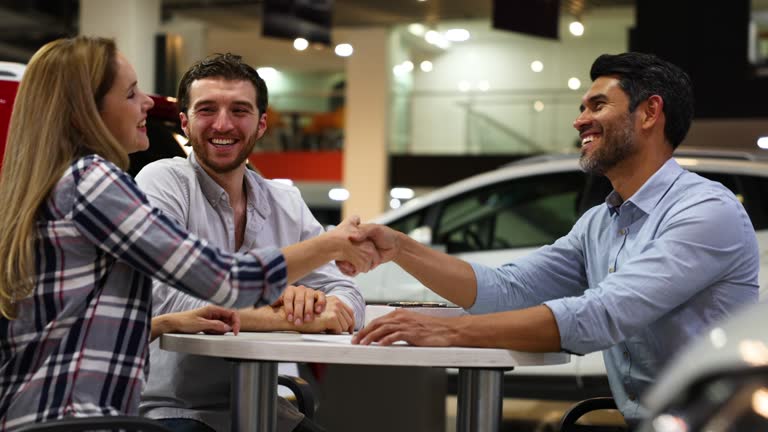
top-left (590, 52), bottom-right (694, 149)
top-left (177, 53), bottom-right (268, 116)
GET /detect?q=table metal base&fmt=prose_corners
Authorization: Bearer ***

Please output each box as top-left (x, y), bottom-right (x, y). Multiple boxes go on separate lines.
top-left (231, 360), bottom-right (278, 432)
top-left (456, 368), bottom-right (504, 432)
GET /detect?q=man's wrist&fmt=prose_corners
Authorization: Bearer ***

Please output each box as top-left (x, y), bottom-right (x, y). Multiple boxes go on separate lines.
top-left (392, 230), bottom-right (410, 264)
top-left (450, 315), bottom-right (471, 346)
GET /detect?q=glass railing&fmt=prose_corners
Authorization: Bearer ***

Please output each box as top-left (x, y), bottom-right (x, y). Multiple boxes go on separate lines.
top-left (390, 88), bottom-right (584, 156)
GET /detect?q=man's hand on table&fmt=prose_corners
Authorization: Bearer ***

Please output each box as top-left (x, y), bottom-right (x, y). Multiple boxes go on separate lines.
top-left (272, 284), bottom-right (327, 326)
top-left (352, 309), bottom-right (458, 346)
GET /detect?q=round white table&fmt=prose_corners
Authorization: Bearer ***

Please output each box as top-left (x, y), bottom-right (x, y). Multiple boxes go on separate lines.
top-left (161, 332), bottom-right (570, 432)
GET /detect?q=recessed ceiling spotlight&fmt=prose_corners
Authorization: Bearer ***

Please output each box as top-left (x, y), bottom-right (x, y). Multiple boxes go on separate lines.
top-left (569, 21), bottom-right (585, 36)
top-left (256, 67), bottom-right (279, 81)
top-left (531, 60), bottom-right (544, 72)
top-left (401, 60), bottom-right (414, 72)
top-left (328, 188), bottom-right (350, 201)
top-left (390, 187), bottom-right (415, 199)
top-left (533, 100), bottom-right (545, 112)
top-left (420, 60), bottom-right (433, 72)
top-left (334, 43), bottom-right (354, 57)
top-left (445, 29), bottom-right (470, 42)
top-left (568, 77), bottom-right (582, 90)
top-left (408, 23), bottom-right (425, 36)
top-left (293, 38), bottom-right (308, 51)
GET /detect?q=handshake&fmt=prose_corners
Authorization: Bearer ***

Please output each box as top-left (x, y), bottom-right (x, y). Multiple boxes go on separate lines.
top-left (324, 215), bottom-right (400, 277)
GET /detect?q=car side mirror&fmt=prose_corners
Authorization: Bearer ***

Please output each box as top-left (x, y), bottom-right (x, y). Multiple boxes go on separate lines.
top-left (407, 226), bottom-right (433, 244)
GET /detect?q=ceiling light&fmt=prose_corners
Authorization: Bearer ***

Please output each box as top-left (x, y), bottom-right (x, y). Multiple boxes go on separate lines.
top-left (420, 60), bottom-right (433, 72)
top-left (293, 38), bottom-right (308, 51)
top-left (390, 198), bottom-right (402, 209)
top-left (390, 187), bottom-right (415, 199)
top-left (458, 81), bottom-right (471, 92)
top-left (424, 30), bottom-right (440, 44)
top-left (568, 77), bottom-right (581, 90)
top-left (408, 23), bottom-right (425, 36)
top-left (758, 137), bottom-right (768, 149)
top-left (334, 43), bottom-right (354, 57)
top-left (477, 80), bottom-right (490, 92)
top-left (445, 28), bottom-right (470, 42)
top-left (533, 100), bottom-right (545, 112)
top-left (531, 60), bottom-right (544, 73)
top-left (328, 188), bottom-right (350, 201)
top-left (393, 64), bottom-right (405, 76)
top-left (272, 178), bottom-right (294, 186)
top-left (569, 21), bottom-right (585, 37)
top-left (425, 30), bottom-right (451, 49)
top-left (401, 60), bottom-right (414, 72)
top-left (256, 67), bottom-right (279, 81)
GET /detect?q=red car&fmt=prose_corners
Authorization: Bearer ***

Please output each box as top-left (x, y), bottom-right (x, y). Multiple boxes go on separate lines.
top-left (0, 61), bottom-right (186, 176)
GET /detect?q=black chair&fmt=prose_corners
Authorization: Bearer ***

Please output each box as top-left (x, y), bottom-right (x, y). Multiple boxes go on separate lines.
top-left (559, 397), bottom-right (628, 432)
top-left (15, 416), bottom-right (172, 432)
top-left (279, 374), bottom-right (316, 419)
top-left (15, 375), bottom-right (315, 431)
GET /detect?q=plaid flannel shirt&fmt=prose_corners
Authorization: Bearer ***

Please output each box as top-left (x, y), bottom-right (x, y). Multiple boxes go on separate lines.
top-left (0, 155), bottom-right (286, 430)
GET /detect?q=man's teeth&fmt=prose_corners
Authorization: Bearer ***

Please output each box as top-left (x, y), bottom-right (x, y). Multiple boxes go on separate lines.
top-left (211, 138), bottom-right (235, 145)
top-left (582, 136), bottom-right (595, 145)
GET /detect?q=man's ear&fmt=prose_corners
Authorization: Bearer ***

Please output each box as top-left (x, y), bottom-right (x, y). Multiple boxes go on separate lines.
top-left (256, 112), bottom-right (268, 140)
top-left (640, 95), bottom-right (664, 130)
top-left (180, 112), bottom-right (190, 136)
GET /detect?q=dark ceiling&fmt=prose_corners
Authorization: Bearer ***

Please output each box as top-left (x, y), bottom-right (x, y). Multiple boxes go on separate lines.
top-left (0, 0), bottom-right (639, 62)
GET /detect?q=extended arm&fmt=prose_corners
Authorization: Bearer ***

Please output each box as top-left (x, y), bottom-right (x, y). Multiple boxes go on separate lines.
top-left (72, 158), bottom-right (374, 310)
top-left (345, 225), bottom-right (479, 308)
top-left (354, 305), bottom-right (561, 352)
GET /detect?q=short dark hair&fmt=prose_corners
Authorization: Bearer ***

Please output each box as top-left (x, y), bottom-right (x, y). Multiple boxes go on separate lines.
top-left (590, 52), bottom-right (694, 149)
top-left (177, 53), bottom-right (268, 115)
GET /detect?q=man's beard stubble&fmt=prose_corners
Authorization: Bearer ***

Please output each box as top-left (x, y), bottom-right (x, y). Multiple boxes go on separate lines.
top-left (190, 133), bottom-right (259, 174)
top-left (579, 112), bottom-right (636, 176)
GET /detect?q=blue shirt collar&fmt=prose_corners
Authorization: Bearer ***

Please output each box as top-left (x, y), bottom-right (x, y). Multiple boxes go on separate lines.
top-left (605, 158), bottom-right (684, 216)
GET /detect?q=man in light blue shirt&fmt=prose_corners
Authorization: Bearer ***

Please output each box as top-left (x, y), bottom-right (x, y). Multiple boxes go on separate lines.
top-left (351, 52), bottom-right (759, 427)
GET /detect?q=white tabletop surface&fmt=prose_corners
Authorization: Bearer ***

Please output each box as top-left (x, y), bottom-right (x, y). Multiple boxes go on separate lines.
top-left (161, 332), bottom-right (570, 368)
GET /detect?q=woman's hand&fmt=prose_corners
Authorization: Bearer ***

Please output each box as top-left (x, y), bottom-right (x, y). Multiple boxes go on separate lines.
top-left (151, 305), bottom-right (241, 342)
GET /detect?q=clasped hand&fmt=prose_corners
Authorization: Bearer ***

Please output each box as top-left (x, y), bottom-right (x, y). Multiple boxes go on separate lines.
top-left (333, 220), bottom-right (400, 277)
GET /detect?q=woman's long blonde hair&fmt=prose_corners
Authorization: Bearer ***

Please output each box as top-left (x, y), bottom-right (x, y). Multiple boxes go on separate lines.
top-left (0, 36), bottom-right (130, 319)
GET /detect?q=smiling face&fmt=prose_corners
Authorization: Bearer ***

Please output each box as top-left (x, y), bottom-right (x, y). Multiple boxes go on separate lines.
top-left (573, 76), bottom-right (638, 176)
top-left (99, 54), bottom-right (155, 153)
top-left (181, 78), bottom-right (267, 175)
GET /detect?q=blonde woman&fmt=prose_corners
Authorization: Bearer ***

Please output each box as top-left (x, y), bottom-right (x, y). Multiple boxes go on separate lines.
top-left (0, 36), bottom-right (374, 430)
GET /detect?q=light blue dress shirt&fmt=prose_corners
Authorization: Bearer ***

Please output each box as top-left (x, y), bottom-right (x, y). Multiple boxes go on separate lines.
top-left (469, 158), bottom-right (759, 422)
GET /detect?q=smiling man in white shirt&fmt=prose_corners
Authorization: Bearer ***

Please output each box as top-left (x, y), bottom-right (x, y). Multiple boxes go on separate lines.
top-left (137, 53), bottom-right (363, 432)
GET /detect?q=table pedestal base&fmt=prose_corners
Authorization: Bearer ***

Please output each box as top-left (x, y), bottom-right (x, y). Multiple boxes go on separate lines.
top-left (456, 368), bottom-right (504, 432)
top-left (231, 360), bottom-right (278, 432)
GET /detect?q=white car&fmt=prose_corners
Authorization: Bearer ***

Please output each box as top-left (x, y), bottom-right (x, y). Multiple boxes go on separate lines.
top-left (639, 301), bottom-right (768, 431)
top-left (355, 150), bottom-right (768, 400)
